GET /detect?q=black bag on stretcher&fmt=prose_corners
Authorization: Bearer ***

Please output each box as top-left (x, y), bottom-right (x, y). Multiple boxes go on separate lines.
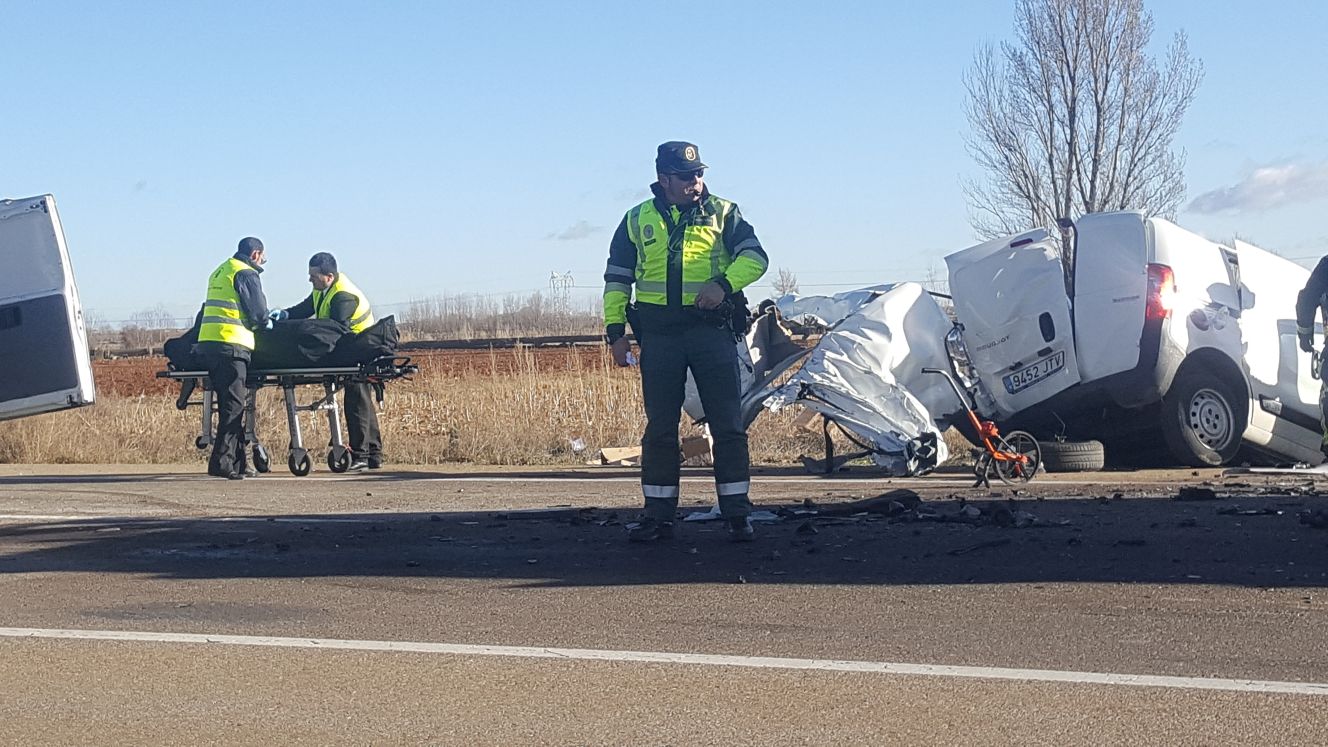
top-left (250, 318), bottom-right (348, 369)
top-left (327, 315), bottom-right (400, 366)
top-left (164, 315), bottom-right (401, 371)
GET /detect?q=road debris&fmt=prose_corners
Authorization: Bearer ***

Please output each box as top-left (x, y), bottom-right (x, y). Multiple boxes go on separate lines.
top-left (1216, 506), bottom-right (1282, 516)
top-left (948, 538), bottom-right (1012, 556)
top-left (1299, 509), bottom-right (1328, 529)
top-left (1174, 487), bottom-right (1220, 501)
top-left (815, 490), bottom-right (923, 517)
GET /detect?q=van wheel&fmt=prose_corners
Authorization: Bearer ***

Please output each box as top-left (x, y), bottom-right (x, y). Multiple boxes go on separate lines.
top-left (1041, 440), bottom-right (1105, 472)
top-left (1161, 366), bottom-right (1245, 467)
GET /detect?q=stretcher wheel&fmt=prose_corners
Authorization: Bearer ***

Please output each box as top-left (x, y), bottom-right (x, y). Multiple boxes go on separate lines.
top-left (194, 436), bottom-right (209, 450)
top-left (289, 449), bottom-right (312, 477)
top-left (328, 445), bottom-right (352, 473)
top-left (252, 445), bottom-right (271, 474)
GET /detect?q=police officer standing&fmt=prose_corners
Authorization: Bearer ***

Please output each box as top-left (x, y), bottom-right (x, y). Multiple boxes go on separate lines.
top-left (271, 252), bottom-right (382, 470)
top-left (603, 142), bottom-right (769, 542)
top-left (1296, 256), bottom-right (1328, 457)
top-left (195, 237), bottom-right (271, 479)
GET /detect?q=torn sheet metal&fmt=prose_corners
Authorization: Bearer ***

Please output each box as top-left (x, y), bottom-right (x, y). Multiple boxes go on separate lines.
top-left (774, 285), bottom-right (897, 328)
top-left (764, 283), bottom-right (960, 475)
top-left (683, 306), bottom-right (810, 428)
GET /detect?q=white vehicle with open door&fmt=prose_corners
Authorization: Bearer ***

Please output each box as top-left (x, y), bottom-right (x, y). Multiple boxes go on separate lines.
top-left (0, 195), bottom-right (96, 421)
top-left (943, 211), bottom-right (1320, 467)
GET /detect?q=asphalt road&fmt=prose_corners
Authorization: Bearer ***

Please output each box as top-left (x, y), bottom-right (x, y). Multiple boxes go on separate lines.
top-left (1, 463), bottom-right (1326, 745)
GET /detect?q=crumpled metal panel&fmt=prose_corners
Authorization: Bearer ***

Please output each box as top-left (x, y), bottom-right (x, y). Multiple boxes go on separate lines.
top-left (765, 283), bottom-right (959, 475)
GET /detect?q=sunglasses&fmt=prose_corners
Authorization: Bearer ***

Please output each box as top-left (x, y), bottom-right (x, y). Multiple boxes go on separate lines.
top-left (670, 169), bottom-right (704, 182)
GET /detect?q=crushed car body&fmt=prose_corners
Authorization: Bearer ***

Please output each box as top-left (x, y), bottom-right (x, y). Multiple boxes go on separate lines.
top-left (763, 282), bottom-right (959, 475)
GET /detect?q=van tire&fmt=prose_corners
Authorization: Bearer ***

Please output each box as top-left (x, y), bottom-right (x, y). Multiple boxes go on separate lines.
top-left (1160, 365), bottom-right (1246, 467)
top-left (1040, 439), bottom-right (1105, 472)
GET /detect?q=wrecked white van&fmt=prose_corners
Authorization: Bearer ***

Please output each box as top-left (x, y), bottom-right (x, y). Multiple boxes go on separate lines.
top-left (0, 195), bottom-right (96, 421)
top-left (944, 211), bottom-right (1318, 467)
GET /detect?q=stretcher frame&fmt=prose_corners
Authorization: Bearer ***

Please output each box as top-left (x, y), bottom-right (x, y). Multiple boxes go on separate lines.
top-left (157, 356), bottom-right (418, 476)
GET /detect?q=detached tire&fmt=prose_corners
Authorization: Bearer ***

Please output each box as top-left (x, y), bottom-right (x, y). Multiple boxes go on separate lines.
top-left (1160, 365), bottom-right (1246, 467)
top-left (1040, 439), bottom-right (1105, 472)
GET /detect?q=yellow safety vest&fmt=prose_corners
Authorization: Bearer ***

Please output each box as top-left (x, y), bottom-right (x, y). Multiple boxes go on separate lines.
top-left (314, 273), bottom-right (374, 334)
top-left (198, 258), bottom-right (256, 350)
top-left (625, 196), bottom-right (736, 307)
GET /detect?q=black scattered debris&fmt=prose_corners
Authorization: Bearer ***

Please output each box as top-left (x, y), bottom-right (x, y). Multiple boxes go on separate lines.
top-left (796, 522), bottom-right (819, 536)
top-left (948, 538), bottom-right (1012, 556)
top-left (1216, 507), bottom-right (1282, 516)
top-left (1299, 509), bottom-right (1328, 529)
top-left (1174, 487), bottom-right (1219, 502)
top-left (816, 490), bottom-right (922, 516)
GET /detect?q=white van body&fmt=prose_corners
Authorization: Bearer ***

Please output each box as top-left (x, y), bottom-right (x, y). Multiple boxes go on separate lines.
top-left (0, 195), bottom-right (96, 421)
top-left (945, 211), bottom-right (1319, 467)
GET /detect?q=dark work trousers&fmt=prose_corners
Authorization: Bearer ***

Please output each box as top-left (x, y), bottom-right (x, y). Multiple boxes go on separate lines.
top-left (344, 381), bottom-right (382, 458)
top-left (638, 322), bottom-right (752, 522)
top-left (1319, 362), bottom-right (1328, 455)
top-left (200, 351), bottom-right (250, 476)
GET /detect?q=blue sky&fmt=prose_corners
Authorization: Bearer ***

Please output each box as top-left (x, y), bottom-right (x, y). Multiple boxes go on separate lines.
top-left (3, 1), bottom-right (1325, 325)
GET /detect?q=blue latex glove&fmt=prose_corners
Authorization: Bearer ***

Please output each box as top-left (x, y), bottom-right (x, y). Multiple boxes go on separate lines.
top-left (268, 308), bottom-right (289, 322)
top-left (263, 318), bottom-right (275, 331)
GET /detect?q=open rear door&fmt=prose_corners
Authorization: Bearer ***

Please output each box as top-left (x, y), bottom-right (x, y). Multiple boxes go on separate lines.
top-left (945, 229), bottom-right (1081, 420)
top-left (1069, 212), bottom-right (1149, 380)
top-left (0, 195), bottom-right (95, 421)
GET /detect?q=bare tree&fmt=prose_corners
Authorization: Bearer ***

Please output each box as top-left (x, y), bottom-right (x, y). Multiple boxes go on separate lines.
top-left (771, 267), bottom-right (800, 297)
top-left (119, 304), bottom-right (184, 350)
top-left (964, 0), bottom-right (1203, 238)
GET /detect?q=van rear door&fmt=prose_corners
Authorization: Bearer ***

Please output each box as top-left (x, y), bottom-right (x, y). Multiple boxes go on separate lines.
top-left (945, 229), bottom-right (1081, 419)
top-left (0, 195), bottom-right (96, 421)
top-left (1069, 212), bottom-right (1150, 379)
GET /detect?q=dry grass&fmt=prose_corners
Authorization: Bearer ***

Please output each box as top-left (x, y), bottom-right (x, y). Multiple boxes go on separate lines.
top-left (0, 347), bottom-right (848, 467)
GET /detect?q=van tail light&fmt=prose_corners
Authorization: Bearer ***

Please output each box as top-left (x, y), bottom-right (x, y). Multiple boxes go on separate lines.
top-left (1146, 263), bottom-right (1176, 321)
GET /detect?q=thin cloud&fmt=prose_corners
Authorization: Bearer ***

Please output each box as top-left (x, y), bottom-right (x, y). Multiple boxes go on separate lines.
top-left (614, 186), bottom-right (651, 201)
top-left (1188, 161), bottom-right (1328, 214)
top-left (546, 220), bottom-right (604, 241)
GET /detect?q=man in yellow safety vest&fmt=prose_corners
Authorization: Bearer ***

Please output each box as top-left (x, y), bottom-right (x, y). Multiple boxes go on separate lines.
top-left (602, 141), bottom-right (769, 542)
top-left (270, 252), bottom-right (382, 470)
top-left (194, 237), bottom-right (272, 479)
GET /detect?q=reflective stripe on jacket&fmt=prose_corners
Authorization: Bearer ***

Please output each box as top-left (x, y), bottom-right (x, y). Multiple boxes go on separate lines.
top-left (603, 187), bottom-right (767, 329)
top-left (198, 258), bottom-right (256, 350)
top-left (315, 273), bottom-right (374, 334)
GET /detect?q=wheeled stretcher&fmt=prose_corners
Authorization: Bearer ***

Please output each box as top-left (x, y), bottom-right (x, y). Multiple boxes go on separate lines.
top-left (158, 356), bottom-right (418, 476)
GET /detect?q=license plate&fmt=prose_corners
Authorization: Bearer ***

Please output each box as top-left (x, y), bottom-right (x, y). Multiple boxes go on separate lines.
top-left (1003, 351), bottom-right (1065, 394)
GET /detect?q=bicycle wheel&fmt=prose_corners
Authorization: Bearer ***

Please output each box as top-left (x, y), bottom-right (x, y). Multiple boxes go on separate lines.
top-left (992, 430), bottom-right (1041, 484)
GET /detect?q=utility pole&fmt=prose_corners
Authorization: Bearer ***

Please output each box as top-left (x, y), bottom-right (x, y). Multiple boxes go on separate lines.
top-left (549, 271), bottom-right (574, 313)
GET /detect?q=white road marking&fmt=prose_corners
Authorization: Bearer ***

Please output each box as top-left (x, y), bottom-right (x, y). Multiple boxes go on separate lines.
top-left (0, 514), bottom-right (441, 524)
top-left (1, 626), bottom-right (1324, 696)
top-left (268, 475), bottom-right (980, 486)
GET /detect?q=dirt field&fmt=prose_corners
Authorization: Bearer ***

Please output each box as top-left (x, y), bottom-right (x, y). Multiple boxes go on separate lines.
top-left (93, 346), bottom-right (611, 397)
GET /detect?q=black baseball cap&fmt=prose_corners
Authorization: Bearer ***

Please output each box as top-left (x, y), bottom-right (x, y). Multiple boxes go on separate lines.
top-left (655, 141), bottom-right (707, 174)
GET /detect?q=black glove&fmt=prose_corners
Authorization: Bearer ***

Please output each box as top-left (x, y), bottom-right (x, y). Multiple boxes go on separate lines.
top-left (1301, 333), bottom-right (1315, 353)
